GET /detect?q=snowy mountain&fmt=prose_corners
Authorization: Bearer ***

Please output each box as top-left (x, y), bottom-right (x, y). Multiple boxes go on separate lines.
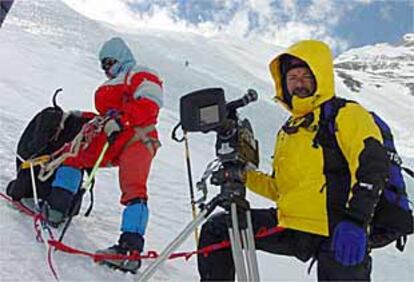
top-left (1, 0), bottom-right (413, 281)
top-left (335, 33), bottom-right (414, 96)
top-left (333, 34), bottom-right (414, 160)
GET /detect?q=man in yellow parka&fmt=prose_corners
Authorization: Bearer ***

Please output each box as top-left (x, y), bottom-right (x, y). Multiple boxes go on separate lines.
top-left (197, 40), bottom-right (389, 281)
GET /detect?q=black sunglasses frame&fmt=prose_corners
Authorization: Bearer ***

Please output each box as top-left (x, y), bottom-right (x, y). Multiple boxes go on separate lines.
top-left (101, 57), bottom-right (117, 71)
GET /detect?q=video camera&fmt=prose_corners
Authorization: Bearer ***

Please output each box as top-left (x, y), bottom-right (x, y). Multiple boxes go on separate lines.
top-left (179, 88), bottom-right (259, 202)
top-left (180, 87), bottom-right (259, 169)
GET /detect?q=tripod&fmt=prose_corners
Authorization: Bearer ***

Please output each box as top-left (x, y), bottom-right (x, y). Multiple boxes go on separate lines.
top-left (158, 88), bottom-right (261, 281)
top-left (138, 191), bottom-right (260, 281)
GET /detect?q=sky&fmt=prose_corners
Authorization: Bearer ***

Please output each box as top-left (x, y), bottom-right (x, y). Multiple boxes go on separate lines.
top-left (62, 0), bottom-right (413, 54)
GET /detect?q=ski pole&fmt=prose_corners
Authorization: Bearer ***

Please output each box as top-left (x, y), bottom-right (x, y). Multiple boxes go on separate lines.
top-left (29, 162), bottom-right (60, 280)
top-left (58, 142), bottom-right (109, 242)
top-left (183, 132), bottom-right (199, 243)
top-left (28, 161), bottom-right (53, 241)
top-left (29, 162), bottom-right (41, 212)
top-left (82, 141), bottom-right (109, 192)
top-left (171, 124), bottom-right (199, 243)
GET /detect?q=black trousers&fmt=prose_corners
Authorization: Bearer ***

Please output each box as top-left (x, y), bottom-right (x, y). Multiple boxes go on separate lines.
top-left (0, 0), bottom-right (14, 27)
top-left (197, 208), bottom-right (371, 281)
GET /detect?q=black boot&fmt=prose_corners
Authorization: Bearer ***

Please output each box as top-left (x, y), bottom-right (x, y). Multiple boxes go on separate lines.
top-left (95, 232), bottom-right (144, 274)
top-left (44, 187), bottom-right (74, 227)
top-left (6, 180), bottom-right (19, 200)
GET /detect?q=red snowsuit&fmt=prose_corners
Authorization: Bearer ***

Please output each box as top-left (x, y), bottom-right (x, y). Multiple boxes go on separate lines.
top-left (64, 66), bottom-right (163, 204)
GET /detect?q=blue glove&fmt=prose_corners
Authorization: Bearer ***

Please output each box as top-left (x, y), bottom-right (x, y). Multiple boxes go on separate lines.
top-left (331, 220), bottom-right (367, 266)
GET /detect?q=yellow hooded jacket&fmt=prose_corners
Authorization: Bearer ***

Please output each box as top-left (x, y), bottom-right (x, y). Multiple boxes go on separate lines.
top-left (246, 40), bottom-right (388, 236)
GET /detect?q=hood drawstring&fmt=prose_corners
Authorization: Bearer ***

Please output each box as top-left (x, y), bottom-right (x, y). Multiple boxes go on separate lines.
top-left (282, 112), bottom-right (315, 135)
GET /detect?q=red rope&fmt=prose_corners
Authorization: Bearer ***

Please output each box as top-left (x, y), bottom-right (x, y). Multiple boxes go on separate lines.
top-left (1, 192), bottom-right (286, 264)
top-left (0, 192), bottom-right (36, 216)
top-left (1, 192), bottom-right (59, 280)
top-left (48, 226), bottom-right (286, 262)
top-left (34, 214), bottom-right (45, 243)
top-left (49, 240), bottom-right (159, 262)
top-left (48, 244), bottom-right (59, 281)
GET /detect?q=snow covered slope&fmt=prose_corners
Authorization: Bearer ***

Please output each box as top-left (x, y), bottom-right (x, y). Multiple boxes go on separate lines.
top-left (1, 1), bottom-right (413, 281)
top-left (334, 34), bottom-right (414, 160)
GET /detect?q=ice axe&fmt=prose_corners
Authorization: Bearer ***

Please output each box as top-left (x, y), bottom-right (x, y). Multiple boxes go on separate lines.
top-left (57, 142), bottom-right (110, 243)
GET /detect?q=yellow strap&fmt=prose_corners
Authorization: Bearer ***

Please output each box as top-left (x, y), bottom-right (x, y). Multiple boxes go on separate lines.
top-left (20, 155), bottom-right (51, 169)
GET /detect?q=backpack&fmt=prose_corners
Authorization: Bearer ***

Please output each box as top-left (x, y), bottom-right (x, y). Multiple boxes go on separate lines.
top-left (6, 105), bottom-right (95, 216)
top-left (315, 97), bottom-right (414, 251)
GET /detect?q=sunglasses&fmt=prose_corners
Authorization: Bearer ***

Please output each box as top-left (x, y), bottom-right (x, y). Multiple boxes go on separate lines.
top-left (101, 57), bottom-right (117, 72)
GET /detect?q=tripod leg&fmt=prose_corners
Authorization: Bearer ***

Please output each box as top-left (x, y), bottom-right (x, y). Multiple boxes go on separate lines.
top-left (241, 231), bottom-right (254, 279)
top-left (138, 208), bottom-right (208, 281)
top-left (228, 202), bottom-right (248, 281)
top-left (245, 210), bottom-right (260, 281)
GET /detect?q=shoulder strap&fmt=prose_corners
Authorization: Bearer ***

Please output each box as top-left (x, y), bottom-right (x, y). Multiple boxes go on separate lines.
top-left (402, 167), bottom-right (414, 178)
top-left (370, 112), bottom-right (394, 142)
top-left (313, 97), bottom-right (349, 148)
top-left (396, 235), bottom-right (408, 252)
top-left (321, 97), bottom-right (349, 131)
top-left (370, 112), bottom-right (413, 177)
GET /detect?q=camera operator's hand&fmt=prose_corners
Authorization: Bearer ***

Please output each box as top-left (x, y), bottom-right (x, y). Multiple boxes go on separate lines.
top-left (331, 220), bottom-right (367, 266)
top-left (244, 163), bottom-right (257, 172)
top-left (104, 118), bottom-right (123, 144)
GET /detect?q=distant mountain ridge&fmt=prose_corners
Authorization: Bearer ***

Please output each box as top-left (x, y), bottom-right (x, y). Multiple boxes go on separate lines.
top-left (334, 33), bottom-right (414, 96)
